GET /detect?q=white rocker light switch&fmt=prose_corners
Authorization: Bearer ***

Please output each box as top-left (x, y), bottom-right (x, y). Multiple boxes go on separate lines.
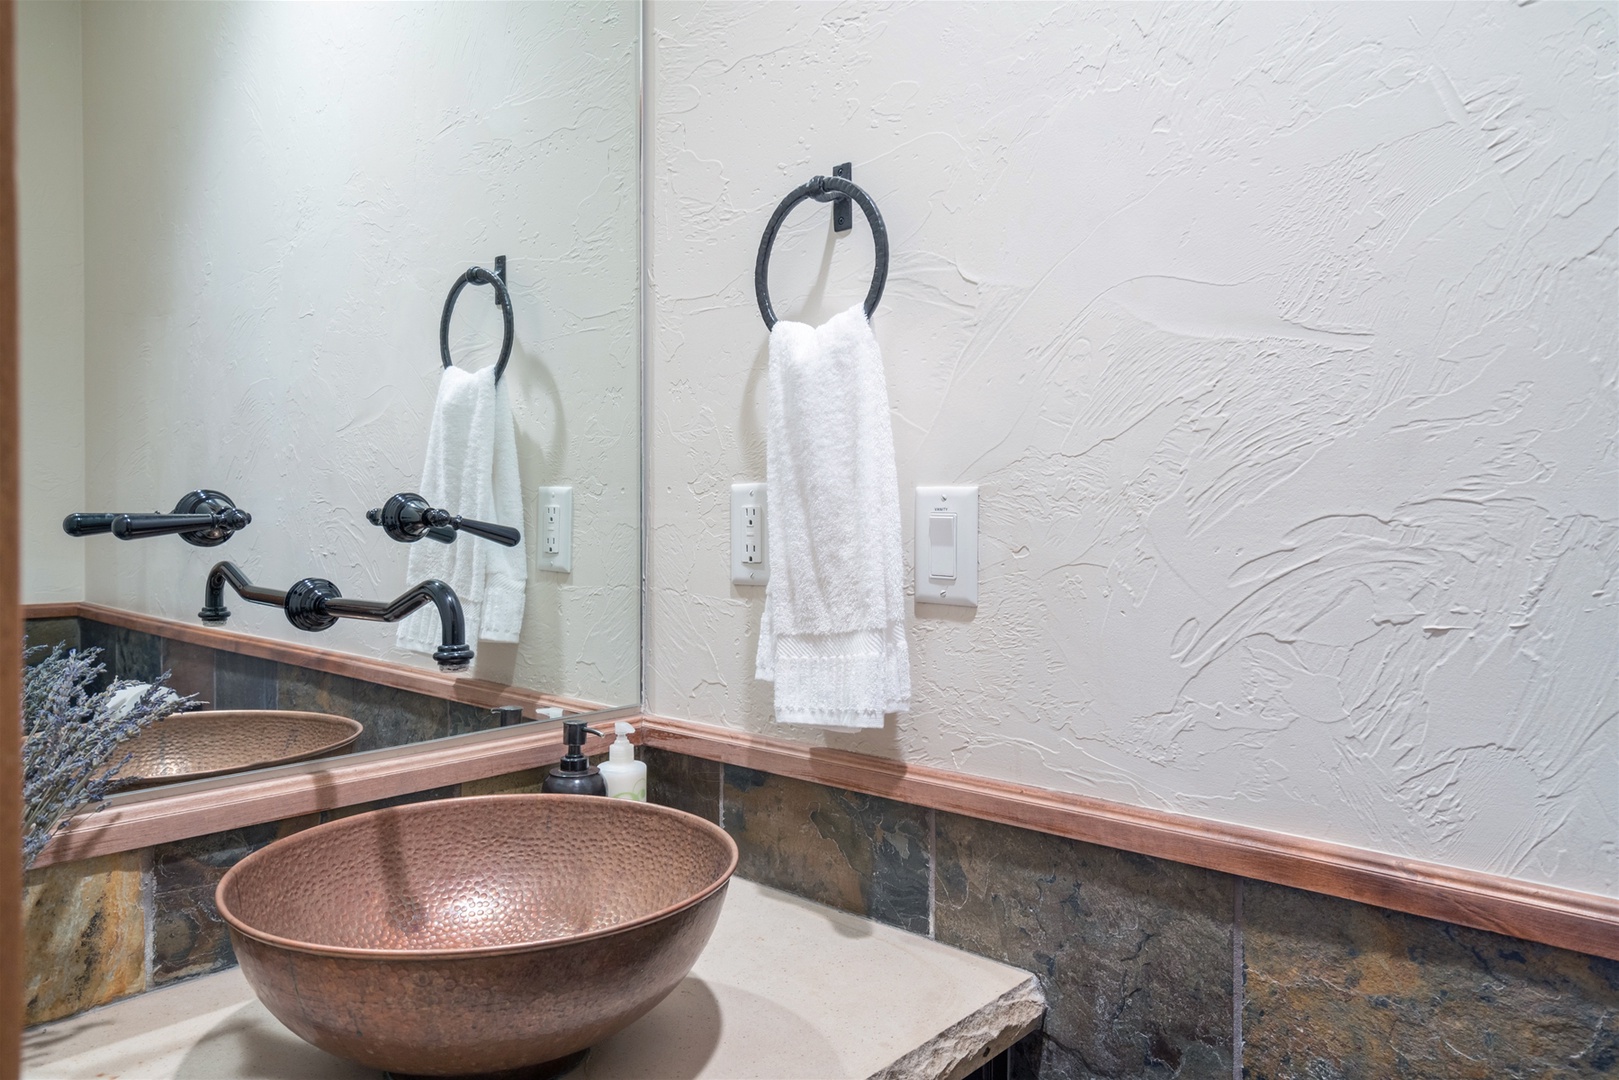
top-left (915, 486), bottom-right (976, 607)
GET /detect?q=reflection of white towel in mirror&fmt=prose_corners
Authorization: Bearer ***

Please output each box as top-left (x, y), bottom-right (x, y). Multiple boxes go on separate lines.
top-left (397, 366), bottom-right (527, 655)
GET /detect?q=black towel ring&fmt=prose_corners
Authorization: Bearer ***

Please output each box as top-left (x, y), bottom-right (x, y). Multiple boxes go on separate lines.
top-left (440, 257), bottom-right (514, 383)
top-left (755, 172), bottom-right (888, 331)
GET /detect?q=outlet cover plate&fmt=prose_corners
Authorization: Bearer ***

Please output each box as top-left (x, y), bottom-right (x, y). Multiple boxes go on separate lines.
top-left (731, 482), bottom-right (768, 586)
top-left (915, 485), bottom-right (977, 607)
top-left (536, 485), bottom-right (572, 573)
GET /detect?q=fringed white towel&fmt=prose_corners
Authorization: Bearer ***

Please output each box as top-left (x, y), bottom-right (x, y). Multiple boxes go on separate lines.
top-left (755, 304), bottom-right (910, 727)
top-left (397, 365), bottom-right (526, 654)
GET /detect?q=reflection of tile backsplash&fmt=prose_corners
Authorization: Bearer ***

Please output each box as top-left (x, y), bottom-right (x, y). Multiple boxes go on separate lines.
top-left (25, 617), bottom-right (505, 750)
top-left (643, 748), bottom-right (1619, 1080)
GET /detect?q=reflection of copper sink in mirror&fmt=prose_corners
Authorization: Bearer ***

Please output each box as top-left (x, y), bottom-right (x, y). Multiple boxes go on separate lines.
top-left (107, 710), bottom-right (362, 789)
top-left (216, 794), bottom-right (738, 1079)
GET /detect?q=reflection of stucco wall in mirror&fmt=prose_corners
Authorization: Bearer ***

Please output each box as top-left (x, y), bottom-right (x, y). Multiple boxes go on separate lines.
top-left (19, 2), bottom-right (641, 708)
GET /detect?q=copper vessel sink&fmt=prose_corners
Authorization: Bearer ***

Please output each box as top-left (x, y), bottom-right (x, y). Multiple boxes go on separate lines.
top-left (108, 709), bottom-right (362, 789)
top-left (216, 794), bottom-right (738, 1078)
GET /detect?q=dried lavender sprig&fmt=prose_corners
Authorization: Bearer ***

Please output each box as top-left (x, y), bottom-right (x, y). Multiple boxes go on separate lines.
top-left (21, 643), bottom-right (194, 868)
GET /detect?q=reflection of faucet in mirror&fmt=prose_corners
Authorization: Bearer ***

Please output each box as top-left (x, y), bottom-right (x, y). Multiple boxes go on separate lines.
top-left (366, 492), bottom-right (521, 548)
top-left (62, 489), bottom-right (252, 546)
top-left (199, 561), bottom-right (475, 672)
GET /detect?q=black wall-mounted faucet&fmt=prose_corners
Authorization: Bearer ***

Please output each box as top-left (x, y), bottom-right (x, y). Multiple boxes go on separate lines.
top-left (366, 492), bottom-right (521, 548)
top-left (199, 561), bottom-right (474, 672)
top-left (64, 489), bottom-right (252, 546)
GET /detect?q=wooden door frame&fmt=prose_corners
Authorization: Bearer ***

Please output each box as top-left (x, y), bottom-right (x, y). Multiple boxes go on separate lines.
top-left (2, 0), bottom-right (24, 1075)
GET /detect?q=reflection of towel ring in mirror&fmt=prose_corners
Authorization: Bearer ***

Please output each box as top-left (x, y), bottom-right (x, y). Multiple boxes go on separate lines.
top-left (440, 257), bottom-right (514, 383)
top-left (755, 172), bottom-right (888, 331)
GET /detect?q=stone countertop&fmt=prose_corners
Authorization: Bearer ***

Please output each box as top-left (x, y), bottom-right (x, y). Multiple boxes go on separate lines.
top-left (22, 878), bottom-right (1043, 1080)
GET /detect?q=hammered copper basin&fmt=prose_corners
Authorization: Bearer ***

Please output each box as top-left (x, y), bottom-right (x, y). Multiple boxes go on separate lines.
top-left (216, 795), bottom-right (738, 1078)
top-left (109, 710), bottom-right (362, 789)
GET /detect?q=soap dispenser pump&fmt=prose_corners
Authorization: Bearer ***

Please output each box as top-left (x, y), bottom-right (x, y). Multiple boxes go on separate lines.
top-left (541, 720), bottom-right (607, 796)
top-left (598, 721), bottom-right (647, 801)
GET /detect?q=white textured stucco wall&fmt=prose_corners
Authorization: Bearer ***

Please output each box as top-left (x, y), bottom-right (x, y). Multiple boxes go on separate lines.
top-left (645, 2), bottom-right (1619, 894)
top-left (58, 2), bottom-right (641, 704)
top-left (18, 1), bottom-right (86, 604)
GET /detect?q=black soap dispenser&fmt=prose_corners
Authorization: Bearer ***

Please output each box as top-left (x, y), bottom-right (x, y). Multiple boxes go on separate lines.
top-left (542, 720), bottom-right (607, 796)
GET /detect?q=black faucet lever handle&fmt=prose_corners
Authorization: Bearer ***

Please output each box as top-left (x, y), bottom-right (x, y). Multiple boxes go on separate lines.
top-left (67, 490), bottom-right (249, 547)
top-left (369, 492), bottom-right (520, 548)
top-left (446, 515), bottom-right (521, 548)
top-left (62, 513), bottom-right (119, 537)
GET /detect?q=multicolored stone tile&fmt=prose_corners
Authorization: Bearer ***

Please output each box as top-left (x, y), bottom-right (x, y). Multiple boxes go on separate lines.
top-left (448, 700), bottom-right (507, 736)
top-left (150, 817), bottom-right (319, 985)
top-left (76, 621), bottom-right (164, 684)
top-left (1242, 881), bottom-right (1619, 1079)
top-left (934, 812), bottom-right (1234, 1080)
top-left (112, 626), bottom-right (163, 684)
top-left (74, 620), bottom-right (117, 691)
top-left (213, 651), bottom-right (278, 711)
top-left (23, 617), bottom-right (80, 656)
top-left (642, 747), bottom-right (722, 823)
top-left (276, 666), bottom-right (450, 751)
top-left (722, 766), bottom-right (931, 934)
top-left (159, 638), bottom-right (216, 705)
top-left (22, 851), bottom-right (150, 1025)
top-left (461, 769), bottom-right (549, 796)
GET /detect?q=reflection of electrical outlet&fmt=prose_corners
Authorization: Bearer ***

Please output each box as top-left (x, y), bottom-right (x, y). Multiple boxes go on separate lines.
top-left (536, 486), bottom-right (572, 573)
top-left (731, 483), bottom-right (768, 585)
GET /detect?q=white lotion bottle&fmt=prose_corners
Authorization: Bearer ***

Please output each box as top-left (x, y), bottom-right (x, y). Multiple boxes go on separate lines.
top-left (599, 721), bottom-right (647, 801)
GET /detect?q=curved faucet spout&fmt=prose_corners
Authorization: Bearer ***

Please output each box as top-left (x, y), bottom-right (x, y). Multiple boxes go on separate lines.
top-left (199, 561), bottom-right (474, 671)
top-left (322, 580), bottom-right (473, 671)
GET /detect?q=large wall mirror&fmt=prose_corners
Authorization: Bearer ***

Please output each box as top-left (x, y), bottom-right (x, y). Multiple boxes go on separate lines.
top-left (17, 2), bottom-right (641, 781)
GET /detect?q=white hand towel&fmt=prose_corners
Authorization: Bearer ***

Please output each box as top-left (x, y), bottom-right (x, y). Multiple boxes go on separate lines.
top-left (755, 304), bottom-right (910, 727)
top-left (397, 366), bottom-right (526, 654)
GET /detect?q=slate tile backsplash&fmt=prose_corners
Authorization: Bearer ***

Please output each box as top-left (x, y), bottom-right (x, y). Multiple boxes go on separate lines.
top-left (151, 818), bottom-right (319, 985)
top-left (935, 811), bottom-right (1234, 1080)
top-left (160, 637), bottom-right (217, 703)
top-left (212, 650), bottom-right (278, 711)
top-left (21, 851), bottom-right (149, 1025)
top-left (1242, 880), bottom-right (1619, 1080)
top-left (722, 765), bottom-right (931, 935)
top-left (643, 745), bottom-right (722, 823)
top-left (277, 665), bottom-right (455, 750)
top-left (22, 616), bottom-right (78, 655)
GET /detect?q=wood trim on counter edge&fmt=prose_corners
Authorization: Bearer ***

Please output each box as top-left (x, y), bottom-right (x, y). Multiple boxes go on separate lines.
top-left (23, 602), bottom-right (603, 715)
top-left (28, 720), bottom-right (627, 870)
top-left (639, 715), bottom-right (1619, 962)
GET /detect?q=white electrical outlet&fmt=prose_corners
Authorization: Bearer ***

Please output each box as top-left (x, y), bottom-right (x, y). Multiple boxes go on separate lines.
top-left (731, 483), bottom-right (768, 585)
top-left (915, 485), bottom-right (977, 607)
top-left (536, 486), bottom-right (572, 573)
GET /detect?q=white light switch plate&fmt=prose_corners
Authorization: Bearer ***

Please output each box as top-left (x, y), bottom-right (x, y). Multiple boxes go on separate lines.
top-left (731, 482), bottom-right (768, 586)
top-left (536, 486), bottom-right (572, 573)
top-left (915, 485), bottom-right (977, 607)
